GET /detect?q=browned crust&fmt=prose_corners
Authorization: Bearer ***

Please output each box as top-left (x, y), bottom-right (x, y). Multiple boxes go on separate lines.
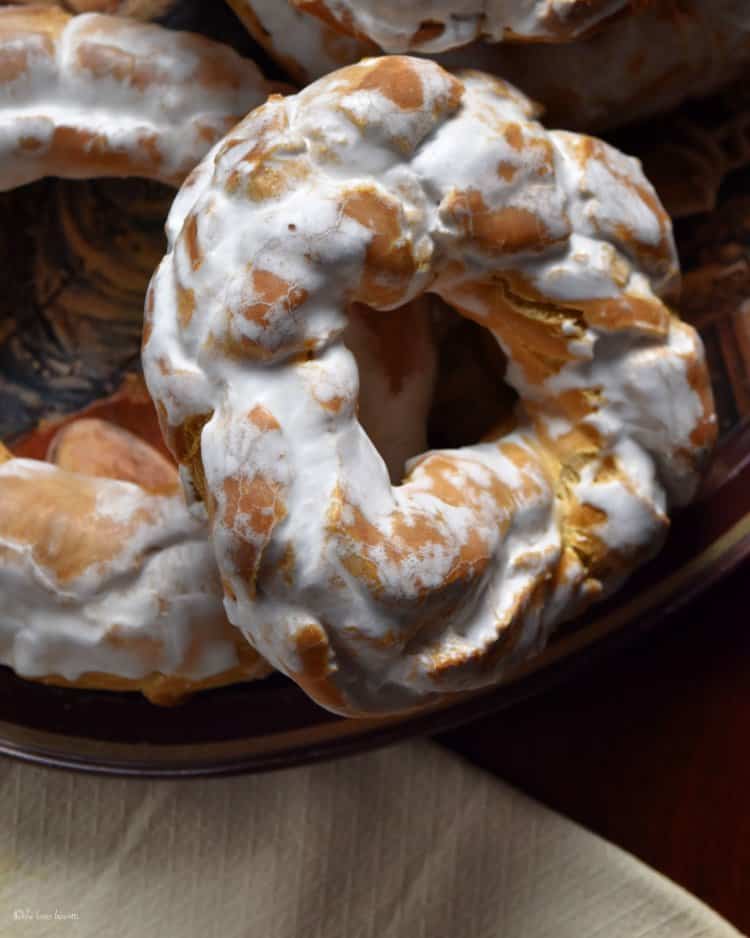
top-left (28, 649), bottom-right (270, 706)
top-left (47, 418), bottom-right (181, 495)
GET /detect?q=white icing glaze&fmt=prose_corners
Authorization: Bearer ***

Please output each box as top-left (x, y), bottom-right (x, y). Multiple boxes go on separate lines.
top-left (289, 0), bottom-right (629, 52)
top-left (0, 7), bottom-right (281, 190)
top-left (142, 57), bottom-right (714, 716)
top-left (233, 0), bottom-right (750, 133)
top-left (0, 456), bottom-right (269, 692)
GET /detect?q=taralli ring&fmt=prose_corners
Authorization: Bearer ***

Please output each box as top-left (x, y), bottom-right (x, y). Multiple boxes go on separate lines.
top-left (226, 1), bottom-right (750, 134)
top-left (0, 7), bottom-right (283, 700)
top-left (144, 57), bottom-right (716, 716)
top-left (0, 6), bottom-right (282, 190)
top-left (290, 0), bottom-right (634, 52)
top-left (0, 422), bottom-right (269, 705)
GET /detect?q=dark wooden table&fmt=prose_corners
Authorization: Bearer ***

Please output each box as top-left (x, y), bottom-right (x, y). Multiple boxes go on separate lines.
top-left (440, 561), bottom-right (750, 933)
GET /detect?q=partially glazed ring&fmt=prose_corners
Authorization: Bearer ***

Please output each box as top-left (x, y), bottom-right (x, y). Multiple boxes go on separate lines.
top-left (226, 0), bottom-right (750, 133)
top-left (226, 0), bottom-right (374, 85)
top-left (5, 1), bottom-right (178, 19)
top-left (0, 6), bottom-right (282, 191)
top-left (0, 415), bottom-right (269, 705)
top-left (143, 57), bottom-right (716, 715)
top-left (0, 6), bottom-right (283, 700)
top-left (289, 0), bottom-right (637, 52)
top-left (437, 0), bottom-right (750, 131)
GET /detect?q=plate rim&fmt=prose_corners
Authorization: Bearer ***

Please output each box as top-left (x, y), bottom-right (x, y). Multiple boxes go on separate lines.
top-left (1, 503), bottom-right (748, 779)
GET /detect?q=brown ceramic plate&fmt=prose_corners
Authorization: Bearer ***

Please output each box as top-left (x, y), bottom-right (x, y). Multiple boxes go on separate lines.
top-left (1, 402), bottom-right (748, 777)
top-left (3, 126), bottom-right (750, 778)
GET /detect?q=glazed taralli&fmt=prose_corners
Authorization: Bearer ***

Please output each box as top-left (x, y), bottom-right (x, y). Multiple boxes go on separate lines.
top-left (290, 0), bottom-right (631, 52)
top-left (144, 58), bottom-right (715, 715)
top-left (0, 423), bottom-right (269, 704)
top-left (5, 0), bottom-right (178, 18)
top-left (226, 0), bottom-right (373, 85)
top-left (230, 0), bottom-right (750, 133)
top-left (438, 0), bottom-right (750, 131)
top-left (0, 6), bottom-right (282, 190)
top-left (0, 6), bottom-right (284, 700)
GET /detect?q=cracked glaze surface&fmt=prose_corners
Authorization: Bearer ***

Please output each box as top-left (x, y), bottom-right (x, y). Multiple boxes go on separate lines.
top-left (0, 6), bottom-right (280, 190)
top-left (144, 57), bottom-right (715, 715)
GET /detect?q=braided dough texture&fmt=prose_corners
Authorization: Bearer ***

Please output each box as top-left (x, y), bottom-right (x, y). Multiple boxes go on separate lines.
top-left (0, 6), bottom-right (281, 191)
top-left (290, 0), bottom-right (633, 52)
top-left (0, 421), bottom-right (269, 705)
top-left (144, 57), bottom-right (715, 716)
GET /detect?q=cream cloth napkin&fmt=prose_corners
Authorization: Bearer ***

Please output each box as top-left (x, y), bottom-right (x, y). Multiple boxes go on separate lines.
top-left (0, 740), bottom-right (742, 938)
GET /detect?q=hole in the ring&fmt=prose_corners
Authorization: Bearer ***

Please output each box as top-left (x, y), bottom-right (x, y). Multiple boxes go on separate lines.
top-left (342, 295), bottom-right (519, 485)
top-left (3, 179), bottom-right (518, 487)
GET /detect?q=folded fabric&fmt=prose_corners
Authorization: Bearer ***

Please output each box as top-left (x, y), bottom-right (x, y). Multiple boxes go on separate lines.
top-left (0, 740), bottom-right (741, 937)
